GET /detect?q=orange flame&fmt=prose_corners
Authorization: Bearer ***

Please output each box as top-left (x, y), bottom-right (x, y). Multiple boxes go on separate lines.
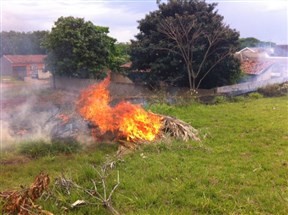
top-left (77, 76), bottom-right (162, 142)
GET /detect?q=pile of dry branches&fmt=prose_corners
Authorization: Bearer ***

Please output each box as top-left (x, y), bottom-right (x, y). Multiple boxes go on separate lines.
top-left (116, 114), bottom-right (200, 155)
top-left (159, 114), bottom-right (200, 142)
top-left (0, 172), bottom-right (52, 215)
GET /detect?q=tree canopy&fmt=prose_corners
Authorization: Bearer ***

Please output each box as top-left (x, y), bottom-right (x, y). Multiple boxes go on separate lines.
top-left (0, 31), bottom-right (48, 57)
top-left (43, 16), bottom-right (116, 79)
top-left (130, 0), bottom-right (241, 89)
top-left (109, 42), bottom-right (131, 73)
top-left (238, 37), bottom-right (276, 50)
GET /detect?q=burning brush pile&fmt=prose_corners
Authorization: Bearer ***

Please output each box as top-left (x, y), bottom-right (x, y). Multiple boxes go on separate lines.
top-left (77, 76), bottom-right (200, 151)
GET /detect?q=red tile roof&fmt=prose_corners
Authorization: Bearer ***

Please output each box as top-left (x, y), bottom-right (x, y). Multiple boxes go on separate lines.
top-left (241, 59), bottom-right (274, 75)
top-left (4, 55), bottom-right (47, 64)
top-left (120, 61), bottom-right (151, 73)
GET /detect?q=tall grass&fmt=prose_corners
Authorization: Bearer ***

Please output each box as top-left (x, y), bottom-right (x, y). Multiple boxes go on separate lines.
top-left (18, 139), bottom-right (82, 158)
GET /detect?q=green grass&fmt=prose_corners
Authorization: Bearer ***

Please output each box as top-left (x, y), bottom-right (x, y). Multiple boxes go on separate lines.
top-left (1, 97), bottom-right (288, 214)
top-left (18, 139), bottom-right (82, 158)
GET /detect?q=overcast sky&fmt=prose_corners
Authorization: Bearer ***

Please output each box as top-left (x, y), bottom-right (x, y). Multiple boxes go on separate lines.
top-left (1, 0), bottom-right (287, 44)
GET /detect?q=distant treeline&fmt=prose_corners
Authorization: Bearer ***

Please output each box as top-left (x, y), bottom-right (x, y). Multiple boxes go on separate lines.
top-left (238, 37), bottom-right (276, 50)
top-left (0, 31), bottom-right (279, 58)
top-left (0, 31), bottom-right (49, 56)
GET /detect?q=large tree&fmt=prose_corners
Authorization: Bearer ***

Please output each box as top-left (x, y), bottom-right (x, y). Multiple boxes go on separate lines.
top-left (43, 16), bottom-right (116, 79)
top-left (130, 0), bottom-right (241, 89)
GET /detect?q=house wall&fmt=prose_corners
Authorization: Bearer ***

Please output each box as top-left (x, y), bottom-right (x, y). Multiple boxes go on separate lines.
top-left (51, 76), bottom-right (216, 104)
top-left (9, 63), bottom-right (47, 79)
top-left (217, 76), bottom-right (288, 95)
top-left (274, 45), bottom-right (288, 57)
top-left (110, 73), bottom-right (133, 84)
top-left (1, 55), bottom-right (48, 79)
top-left (38, 70), bottom-right (52, 79)
top-left (26, 63), bottom-right (45, 77)
top-left (255, 59), bottom-right (288, 82)
top-left (0, 56), bottom-right (13, 76)
top-left (12, 66), bottom-right (26, 80)
top-left (51, 76), bottom-right (151, 99)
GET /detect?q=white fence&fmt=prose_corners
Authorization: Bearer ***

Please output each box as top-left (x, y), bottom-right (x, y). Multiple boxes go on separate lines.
top-left (216, 77), bottom-right (288, 95)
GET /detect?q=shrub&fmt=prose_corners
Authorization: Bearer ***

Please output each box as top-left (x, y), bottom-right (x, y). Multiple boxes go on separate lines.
top-left (18, 140), bottom-right (51, 158)
top-left (213, 95), bottom-right (227, 104)
top-left (232, 96), bottom-right (245, 102)
top-left (51, 139), bottom-right (82, 154)
top-left (258, 83), bottom-right (288, 97)
top-left (248, 92), bottom-right (264, 99)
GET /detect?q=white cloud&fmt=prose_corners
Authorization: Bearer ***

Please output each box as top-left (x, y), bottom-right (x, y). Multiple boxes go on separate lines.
top-left (1, 0), bottom-right (157, 41)
top-left (215, 0), bottom-right (288, 44)
top-left (1, 0), bottom-right (287, 44)
top-left (109, 26), bottom-right (138, 42)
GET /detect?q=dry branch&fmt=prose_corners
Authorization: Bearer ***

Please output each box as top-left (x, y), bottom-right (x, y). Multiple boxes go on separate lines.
top-left (159, 114), bottom-right (200, 142)
top-left (53, 167), bottom-right (120, 215)
top-left (87, 112), bottom-right (200, 153)
top-left (0, 172), bottom-right (52, 215)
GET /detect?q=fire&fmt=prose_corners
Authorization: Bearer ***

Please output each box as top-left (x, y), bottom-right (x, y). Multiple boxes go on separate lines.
top-left (56, 113), bottom-right (70, 124)
top-left (77, 76), bottom-right (162, 142)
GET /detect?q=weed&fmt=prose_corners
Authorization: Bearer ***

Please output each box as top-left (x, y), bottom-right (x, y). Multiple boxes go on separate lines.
top-left (248, 92), bottom-right (264, 99)
top-left (212, 95), bottom-right (227, 104)
top-left (232, 95), bottom-right (245, 102)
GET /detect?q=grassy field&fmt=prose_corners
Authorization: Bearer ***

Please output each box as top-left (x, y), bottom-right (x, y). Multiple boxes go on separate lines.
top-left (1, 96), bottom-right (288, 214)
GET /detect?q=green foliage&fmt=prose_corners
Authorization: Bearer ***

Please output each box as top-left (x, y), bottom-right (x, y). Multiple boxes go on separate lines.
top-left (130, 0), bottom-right (241, 89)
top-left (18, 139), bottom-right (82, 158)
top-left (248, 92), bottom-right (264, 99)
top-left (238, 37), bottom-right (260, 49)
top-left (109, 42), bottom-right (131, 73)
top-left (43, 16), bottom-right (116, 79)
top-left (200, 55), bottom-right (241, 88)
top-left (238, 37), bottom-right (276, 50)
top-left (212, 95), bottom-right (227, 104)
top-left (232, 95), bottom-right (245, 102)
top-left (0, 31), bottom-right (48, 56)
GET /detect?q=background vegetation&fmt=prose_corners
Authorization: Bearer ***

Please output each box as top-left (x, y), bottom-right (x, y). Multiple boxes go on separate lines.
top-left (130, 0), bottom-right (241, 89)
top-left (0, 0), bottom-right (278, 89)
top-left (0, 31), bottom-right (48, 56)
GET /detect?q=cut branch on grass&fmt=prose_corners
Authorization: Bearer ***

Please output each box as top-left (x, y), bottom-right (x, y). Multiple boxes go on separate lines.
top-left (0, 172), bottom-right (52, 215)
top-left (53, 166), bottom-right (121, 215)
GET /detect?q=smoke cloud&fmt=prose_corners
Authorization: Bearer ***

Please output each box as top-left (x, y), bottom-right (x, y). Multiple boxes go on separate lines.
top-left (0, 80), bottom-right (93, 150)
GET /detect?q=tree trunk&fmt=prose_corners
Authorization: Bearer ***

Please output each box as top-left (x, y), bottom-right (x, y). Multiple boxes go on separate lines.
top-left (52, 74), bottom-right (56, 89)
top-left (186, 62), bottom-right (194, 90)
top-left (192, 77), bottom-right (196, 90)
top-left (187, 69), bottom-right (192, 90)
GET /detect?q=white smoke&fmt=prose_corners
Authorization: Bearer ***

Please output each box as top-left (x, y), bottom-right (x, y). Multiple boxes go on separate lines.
top-left (0, 80), bottom-right (93, 150)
